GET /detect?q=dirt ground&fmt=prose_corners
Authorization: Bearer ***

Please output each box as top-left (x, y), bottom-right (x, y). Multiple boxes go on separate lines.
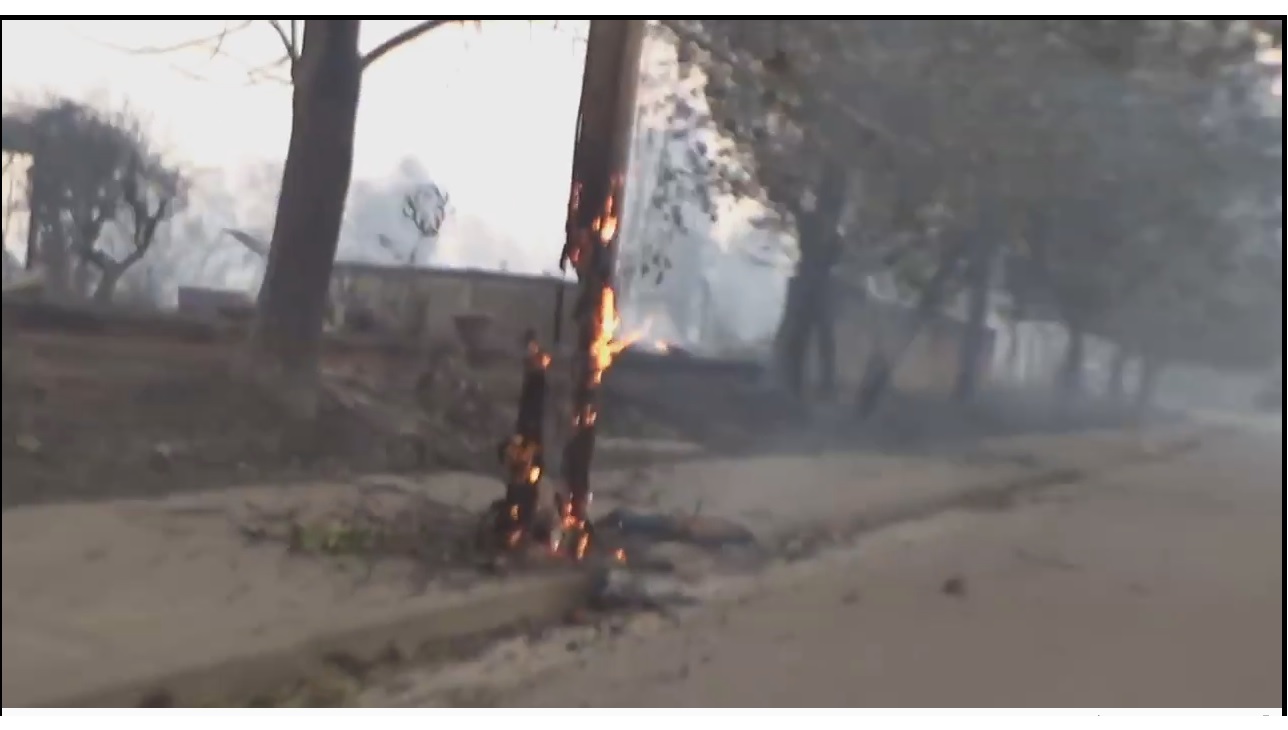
top-left (0, 312), bottom-right (756, 510)
top-left (1, 322), bottom-right (529, 509)
top-left (1, 302), bottom-right (1156, 512)
top-left (377, 429), bottom-right (1282, 708)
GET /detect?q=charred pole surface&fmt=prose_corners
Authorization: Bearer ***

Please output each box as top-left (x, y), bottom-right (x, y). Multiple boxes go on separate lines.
top-left (496, 330), bottom-right (551, 547)
top-left (555, 20), bottom-right (646, 558)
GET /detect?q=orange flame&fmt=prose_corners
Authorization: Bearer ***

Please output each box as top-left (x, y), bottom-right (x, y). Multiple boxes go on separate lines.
top-left (594, 215), bottom-right (618, 243)
top-left (506, 504), bottom-right (523, 548)
top-left (588, 287), bottom-right (647, 386)
top-left (526, 340), bottom-right (553, 370)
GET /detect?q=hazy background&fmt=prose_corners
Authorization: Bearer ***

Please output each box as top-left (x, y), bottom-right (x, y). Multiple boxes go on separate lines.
top-left (2, 20), bottom-right (1279, 414)
top-left (1, 19), bottom-right (792, 350)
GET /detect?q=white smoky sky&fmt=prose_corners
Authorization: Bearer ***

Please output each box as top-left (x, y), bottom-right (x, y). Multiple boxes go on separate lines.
top-left (1, 20), bottom-right (791, 349)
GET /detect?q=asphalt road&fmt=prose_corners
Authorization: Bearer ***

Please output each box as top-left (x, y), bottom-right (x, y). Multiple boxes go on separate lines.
top-left (500, 429), bottom-right (1283, 708)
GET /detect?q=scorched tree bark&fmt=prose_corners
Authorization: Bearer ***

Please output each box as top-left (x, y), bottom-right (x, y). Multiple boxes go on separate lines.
top-left (248, 21), bottom-right (363, 418)
top-left (556, 19), bottom-right (645, 554)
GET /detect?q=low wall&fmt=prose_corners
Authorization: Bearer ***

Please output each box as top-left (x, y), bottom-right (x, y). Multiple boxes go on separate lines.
top-left (832, 292), bottom-right (989, 395)
top-left (176, 287), bottom-right (253, 319)
top-left (329, 263), bottom-right (577, 348)
top-left (330, 263), bottom-right (982, 395)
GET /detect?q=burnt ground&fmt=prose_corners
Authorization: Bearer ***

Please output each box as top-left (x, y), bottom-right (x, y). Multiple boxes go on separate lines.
top-left (2, 324), bottom-right (591, 510)
top-left (0, 320), bottom-right (728, 510)
top-left (1, 310), bottom-right (1162, 512)
top-left (600, 349), bottom-right (1175, 459)
top-left (0, 305), bottom-right (1192, 710)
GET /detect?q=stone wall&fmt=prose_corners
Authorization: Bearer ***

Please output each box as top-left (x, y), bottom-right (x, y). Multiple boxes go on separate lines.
top-left (176, 286), bottom-right (254, 319)
top-left (327, 262), bottom-right (983, 394)
top-left (329, 262), bottom-right (577, 348)
top-left (831, 287), bottom-right (989, 395)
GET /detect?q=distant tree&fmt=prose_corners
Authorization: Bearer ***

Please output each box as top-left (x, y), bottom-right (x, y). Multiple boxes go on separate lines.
top-left (1017, 68), bottom-right (1282, 405)
top-left (657, 18), bottom-right (1281, 409)
top-left (1, 97), bottom-right (186, 302)
top-left (248, 20), bottom-right (494, 416)
top-left (126, 19), bottom-right (479, 415)
top-left (396, 181), bottom-right (450, 265)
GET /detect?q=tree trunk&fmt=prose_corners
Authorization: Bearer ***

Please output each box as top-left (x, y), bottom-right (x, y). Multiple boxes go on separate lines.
top-left (814, 272), bottom-right (837, 396)
top-left (1056, 323), bottom-right (1086, 403)
top-left (856, 239), bottom-right (966, 418)
top-left (854, 347), bottom-right (892, 417)
top-left (28, 192), bottom-right (74, 299)
top-left (774, 271), bottom-right (806, 395)
top-left (246, 20), bottom-right (363, 419)
top-left (1107, 345), bottom-right (1129, 401)
top-left (774, 163), bottom-right (847, 398)
top-left (70, 257), bottom-right (95, 299)
top-left (1134, 355), bottom-right (1162, 415)
top-left (1004, 319), bottom-right (1023, 383)
top-left (23, 198), bottom-right (40, 272)
top-left (954, 236), bottom-right (996, 401)
top-left (93, 267), bottom-right (123, 304)
top-left (1003, 261), bottom-right (1028, 380)
top-left (776, 255), bottom-right (836, 397)
top-left (1004, 292), bottom-right (1028, 383)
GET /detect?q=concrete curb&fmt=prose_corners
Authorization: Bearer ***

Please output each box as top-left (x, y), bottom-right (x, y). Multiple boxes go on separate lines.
top-left (32, 426), bottom-right (1218, 708)
top-left (45, 568), bottom-right (600, 708)
top-left (352, 427), bottom-right (1226, 707)
top-left (791, 426), bottom-right (1216, 558)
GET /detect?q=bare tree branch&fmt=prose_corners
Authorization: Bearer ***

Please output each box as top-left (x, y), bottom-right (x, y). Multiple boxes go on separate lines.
top-left (267, 20), bottom-right (300, 65)
top-left (113, 20), bottom-right (256, 56)
top-left (86, 19), bottom-right (476, 87)
top-left (244, 52), bottom-right (294, 86)
top-left (402, 193), bottom-right (433, 237)
top-left (360, 19), bottom-right (478, 71)
top-left (82, 21), bottom-right (286, 86)
top-left (220, 228), bottom-right (270, 258)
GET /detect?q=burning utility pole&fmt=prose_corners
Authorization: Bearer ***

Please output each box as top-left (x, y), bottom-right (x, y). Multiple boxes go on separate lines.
top-left (495, 330), bottom-right (551, 548)
top-left (554, 20), bottom-right (646, 559)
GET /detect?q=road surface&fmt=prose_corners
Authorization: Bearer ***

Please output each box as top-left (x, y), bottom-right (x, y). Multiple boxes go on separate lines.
top-left (499, 430), bottom-right (1283, 707)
